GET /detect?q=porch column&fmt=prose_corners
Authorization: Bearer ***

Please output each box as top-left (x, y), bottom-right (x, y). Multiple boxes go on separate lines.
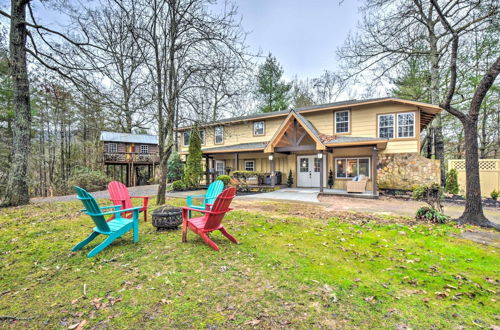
top-left (319, 151), bottom-right (324, 193)
top-left (372, 147), bottom-right (378, 196)
top-left (269, 153), bottom-right (275, 187)
top-left (234, 153), bottom-right (239, 172)
top-left (205, 156), bottom-right (210, 184)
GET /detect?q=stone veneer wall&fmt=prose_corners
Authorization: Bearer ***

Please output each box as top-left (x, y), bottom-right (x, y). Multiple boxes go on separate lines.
top-left (377, 153), bottom-right (440, 190)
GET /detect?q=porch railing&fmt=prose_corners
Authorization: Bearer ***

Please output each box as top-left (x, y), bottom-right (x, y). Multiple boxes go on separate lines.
top-left (104, 152), bottom-right (160, 163)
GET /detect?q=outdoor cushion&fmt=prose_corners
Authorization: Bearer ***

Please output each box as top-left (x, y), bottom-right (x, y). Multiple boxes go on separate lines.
top-left (352, 176), bottom-right (359, 182)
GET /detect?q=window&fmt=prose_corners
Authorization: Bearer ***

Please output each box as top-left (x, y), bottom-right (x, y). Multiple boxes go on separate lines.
top-left (299, 158), bottom-right (309, 172)
top-left (335, 110), bottom-right (350, 134)
top-left (214, 126), bottom-right (224, 144)
top-left (215, 160), bottom-right (225, 176)
top-left (253, 121), bottom-right (265, 136)
top-left (314, 158), bottom-right (321, 172)
top-left (244, 160), bottom-right (255, 171)
top-left (140, 145), bottom-right (149, 154)
top-left (378, 114), bottom-right (395, 138)
top-left (335, 158), bottom-right (370, 179)
top-left (200, 129), bottom-right (205, 145)
top-left (183, 131), bottom-right (190, 146)
top-left (107, 143), bottom-right (117, 153)
top-left (397, 112), bottom-right (415, 138)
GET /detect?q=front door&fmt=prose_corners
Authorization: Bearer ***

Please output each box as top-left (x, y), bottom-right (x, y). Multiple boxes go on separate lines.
top-left (297, 155), bottom-right (325, 187)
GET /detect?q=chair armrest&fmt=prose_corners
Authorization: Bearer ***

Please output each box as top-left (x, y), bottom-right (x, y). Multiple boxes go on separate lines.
top-left (181, 206), bottom-right (210, 214)
top-left (86, 206), bottom-right (141, 216)
top-left (80, 205), bottom-right (121, 212)
top-left (130, 196), bottom-right (149, 199)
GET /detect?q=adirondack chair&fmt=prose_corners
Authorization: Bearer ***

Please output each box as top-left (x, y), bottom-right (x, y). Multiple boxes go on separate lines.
top-left (186, 180), bottom-right (224, 217)
top-left (181, 186), bottom-right (238, 251)
top-left (108, 181), bottom-right (149, 221)
top-left (72, 186), bottom-right (140, 258)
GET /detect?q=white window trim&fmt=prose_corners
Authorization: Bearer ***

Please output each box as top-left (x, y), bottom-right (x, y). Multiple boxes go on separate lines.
top-left (215, 160), bottom-right (225, 175)
top-left (378, 113), bottom-right (395, 139)
top-left (244, 160), bottom-right (255, 171)
top-left (200, 129), bottom-right (206, 145)
top-left (335, 110), bottom-right (350, 134)
top-left (253, 121), bottom-right (265, 136)
top-left (107, 143), bottom-right (117, 153)
top-left (397, 112), bottom-right (416, 138)
top-left (335, 157), bottom-right (371, 179)
top-left (140, 145), bottom-right (149, 154)
top-left (183, 131), bottom-right (190, 146)
top-left (214, 126), bottom-right (224, 144)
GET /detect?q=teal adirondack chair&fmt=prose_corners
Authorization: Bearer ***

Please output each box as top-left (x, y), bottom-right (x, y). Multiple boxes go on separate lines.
top-left (72, 186), bottom-right (141, 258)
top-left (186, 180), bottom-right (225, 217)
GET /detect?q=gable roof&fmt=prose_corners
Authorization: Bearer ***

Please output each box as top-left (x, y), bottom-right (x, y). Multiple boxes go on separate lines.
top-left (264, 109), bottom-right (326, 153)
top-left (100, 131), bottom-right (158, 145)
top-left (176, 97), bottom-right (442, 131)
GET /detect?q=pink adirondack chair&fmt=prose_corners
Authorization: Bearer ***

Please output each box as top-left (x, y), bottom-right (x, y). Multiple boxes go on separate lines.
top-left (108, 181), bottom-right (149, 221)
top-left (181, 187), bottom-right (238, 251)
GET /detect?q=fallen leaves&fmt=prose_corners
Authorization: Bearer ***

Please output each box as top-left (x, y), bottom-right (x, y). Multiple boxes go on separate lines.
top-left (68, 319), bottom-right (87, 330)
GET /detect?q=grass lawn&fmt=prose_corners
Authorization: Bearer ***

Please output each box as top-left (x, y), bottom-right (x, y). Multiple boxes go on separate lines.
top-left (0, 198), bottom-right (498, 329)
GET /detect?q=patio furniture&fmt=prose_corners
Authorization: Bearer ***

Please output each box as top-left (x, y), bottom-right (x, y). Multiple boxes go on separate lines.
top-left (346, 175), bottom-right (368, 193)
top-left (108, 181), bottom-right (149, 221)
top-left (72, 186), bottom-right (140, 258)
top-left (181, 187), bottom-right (238, 251)
top-left (186, 180), bottom-right (224, 217)
top-left (152, 206), bottom-right (183, 230)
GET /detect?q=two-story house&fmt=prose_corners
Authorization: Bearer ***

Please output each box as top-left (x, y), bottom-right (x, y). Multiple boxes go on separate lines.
top-left (101, 131), bottom-right (159, 186)
top-left (177, 97), bottom-right (442, 196)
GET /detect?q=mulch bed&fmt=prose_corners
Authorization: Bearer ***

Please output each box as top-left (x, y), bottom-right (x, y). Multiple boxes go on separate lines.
top-left (380, 190), bottom-right (499, 208)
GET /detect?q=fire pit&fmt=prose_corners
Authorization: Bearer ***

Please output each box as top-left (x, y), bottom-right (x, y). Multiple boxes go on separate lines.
top-left (151, 206), bottom-right (183, 230)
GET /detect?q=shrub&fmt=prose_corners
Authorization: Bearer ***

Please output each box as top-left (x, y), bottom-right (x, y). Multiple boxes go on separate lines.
top-left (216, 175), bottom-right (231, 186)
top-left (491, 189), bottom-right (499, 201)
top-left (412, 183), bottom-right (444, 212)
top-left (167, 152), bottom-right (184, 182)
top-left (328, 169), bottom-right (334, 189)
top-left (68, 167), bottom-right (111, 192)
top-left (171, 180), bottom-right (186, 191)
top-left (416, 206), bottom-right (449, 224)
top-left (445, 168), bottom-right (459, 195)
top-left (287, 169), bottom-right (293, 187)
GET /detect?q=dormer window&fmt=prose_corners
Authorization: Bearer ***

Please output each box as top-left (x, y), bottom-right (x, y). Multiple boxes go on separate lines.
top-left (107, 143), bottom-right (117, 153)
top-left (214, 126), bottom-right (224, 144)
top-left (253, 121), bottom-right (265, 136)
top-left (335, 110), bottom-right (350, 134)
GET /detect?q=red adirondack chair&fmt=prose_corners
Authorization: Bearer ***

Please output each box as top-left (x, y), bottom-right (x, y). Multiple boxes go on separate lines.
top-left (181, 187), bottom-right (238, 251)
top-left (108, 181), bottom-right (149, 221)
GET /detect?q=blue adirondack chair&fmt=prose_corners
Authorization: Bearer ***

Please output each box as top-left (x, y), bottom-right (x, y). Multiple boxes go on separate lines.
top-left (72, 186), bottom-right (141, 258)
top-left (186, 180), bottom-right (225, 217)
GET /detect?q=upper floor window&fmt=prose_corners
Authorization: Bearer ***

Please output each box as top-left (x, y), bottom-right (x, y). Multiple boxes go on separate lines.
top-left (107, 143), bottom-right (117, 153)
top-left (378, 114), bottom-right (395, 139)
top-left (253, 121), bottom-right (265, 136)
top-left (183, 131), bottom-right (190, 146)
top-left (244, 160), bottom-right (255, 171)
top-left (397, 112), bottom-right (415, 138)
top-left (200, 129), bottom-right (206, 145)
top-left (140, 145), bottom-right (149, 154)
top-left (214, 126), bottom-right (224, 144)
top-left (335, 110), bottom-right (350, 134)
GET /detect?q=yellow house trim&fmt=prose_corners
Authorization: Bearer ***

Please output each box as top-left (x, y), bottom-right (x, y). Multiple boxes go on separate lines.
top-left (264, 110), bottom-right (326, 153)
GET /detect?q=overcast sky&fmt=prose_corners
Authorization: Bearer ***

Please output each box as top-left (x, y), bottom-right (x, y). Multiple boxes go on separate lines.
top-left (236, 0), bottom-right (361, 80)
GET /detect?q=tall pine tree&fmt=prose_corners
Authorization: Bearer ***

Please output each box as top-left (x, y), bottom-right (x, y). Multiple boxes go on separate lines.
top-left (183, 126), bottom-right (203, 188)
top-left (256, 53), bottom-right (291, 113)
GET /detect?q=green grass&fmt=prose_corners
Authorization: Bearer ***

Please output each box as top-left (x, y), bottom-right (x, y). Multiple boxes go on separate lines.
top-left (0, 198), bottom-right (498, 329)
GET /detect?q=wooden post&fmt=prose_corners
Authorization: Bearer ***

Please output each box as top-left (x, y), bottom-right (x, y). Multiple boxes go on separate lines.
top-left (372, 147), bottom-right (378, 196)
top-left (319, 151), bottom-right (324, 193)
top-left (205, 156), bottom-right (210, 185)
top-left (234, 153), bottom-right (239, 172)
top-left (270, 154), bottom-right (275, 187)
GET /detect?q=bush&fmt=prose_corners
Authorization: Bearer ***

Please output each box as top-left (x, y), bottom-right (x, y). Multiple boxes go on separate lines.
top-left (416, 206), bottom-right (449, 224)
top-left (328, 169), bottom-right (334, 189)
top-left (167, 152), bottom-right (184, 182)
top-left (68, 167), bottom-right (111, 192)
top-left (287, 169), bottom-right (293, 187)
top-left (445, 168), bottom-right (459, 195)
top-left (216, 175), bottom-right (231, 186)
top-left (491, 189), bottom-right (499, 201)
top-left (412, 183), bottom-right (444, 212)
top-left (171, 180), bottom-right (186, 191)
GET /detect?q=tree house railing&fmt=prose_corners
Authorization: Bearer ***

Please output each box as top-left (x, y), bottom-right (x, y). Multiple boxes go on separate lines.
top-left (103, 152), bottom-right (160, 163)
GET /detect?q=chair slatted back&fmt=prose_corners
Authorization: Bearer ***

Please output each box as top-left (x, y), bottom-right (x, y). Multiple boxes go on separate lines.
top-left (108, 181), bottom-right (133, 210)
top-left (74, 186), bottom-right (111, 233)
top-left (204, 187), bottom-right (236, 230)
top-left (204, 180), bottom-right (225, 207)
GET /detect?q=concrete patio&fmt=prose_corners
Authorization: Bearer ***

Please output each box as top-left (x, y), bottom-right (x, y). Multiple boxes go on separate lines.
top-left (240, 187), bottom-right (376, 203)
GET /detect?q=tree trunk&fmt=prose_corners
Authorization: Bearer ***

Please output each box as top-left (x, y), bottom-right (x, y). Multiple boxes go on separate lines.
top-left (1, 0), bottom-right (31, 207)
top-left (457, 119), bottom-right (498, 229)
